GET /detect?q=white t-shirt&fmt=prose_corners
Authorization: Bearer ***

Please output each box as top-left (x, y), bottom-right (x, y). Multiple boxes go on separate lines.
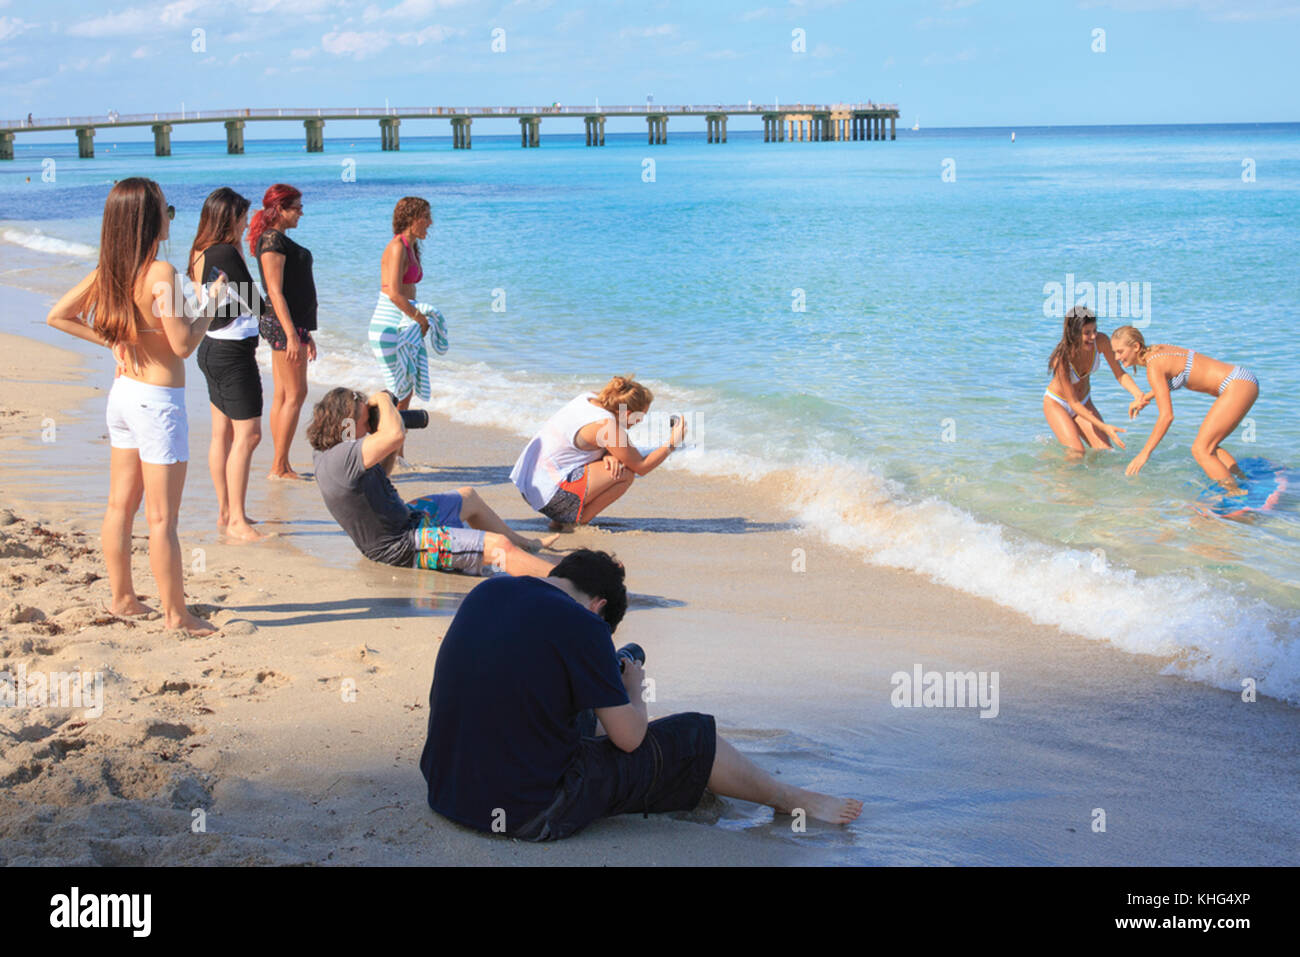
top-left (511, 393), bottom-right (616, 510)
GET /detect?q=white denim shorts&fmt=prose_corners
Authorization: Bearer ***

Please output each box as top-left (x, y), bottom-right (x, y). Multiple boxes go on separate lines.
top-left (105, 376), bottom-right (188, 465)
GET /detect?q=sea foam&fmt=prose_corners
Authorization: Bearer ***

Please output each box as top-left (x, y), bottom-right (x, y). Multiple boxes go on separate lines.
top-left (1, 229), bottom-right (96, 259)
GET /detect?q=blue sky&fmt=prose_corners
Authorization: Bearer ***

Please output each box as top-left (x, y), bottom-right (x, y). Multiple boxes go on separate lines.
top-left (2, 0), bottom-right (1297, 140)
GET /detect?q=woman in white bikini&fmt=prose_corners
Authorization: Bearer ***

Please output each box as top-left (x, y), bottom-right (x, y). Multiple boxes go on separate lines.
top-left (1043, 305), bottom-right (1144, 454)
top-left (47, 177), bottom-right (223, 635)
top-left (1110, 325), bottom-right (1260, 487)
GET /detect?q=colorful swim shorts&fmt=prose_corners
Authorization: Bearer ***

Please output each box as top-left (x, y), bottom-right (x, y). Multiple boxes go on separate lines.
top-left (406, 493), bottom-right (488, 575)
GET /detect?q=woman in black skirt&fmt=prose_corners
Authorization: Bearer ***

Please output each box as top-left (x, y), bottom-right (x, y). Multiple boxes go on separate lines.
top-left (250, 183), bottom-right (317, 480)
top-left (190, 187), bottom-right (266, 541)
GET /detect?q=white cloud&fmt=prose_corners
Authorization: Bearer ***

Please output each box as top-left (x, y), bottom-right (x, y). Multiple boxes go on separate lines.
top-left (0, 14), bottom-right (35, 41)
top-left (363, 0), bottom-right (471, 20)
top-left (66, 1), bottom-right (200, 38)
top-left (618, 23), bottom-right (678, 39)
top-left (57, 51), bottom-right (114, 72)
top-left (916, 16), bottom-right (969, 29)
top-left (289, 46), bottom-right (316, 59)
top-left (131, 45), bottom-right (149, 58)
top-left (922, 48), bottom-right (976, 66)
top-left (321, 24), bottom-right (456, 58)
top-left (1079, 0), bottom-right (1299, 17)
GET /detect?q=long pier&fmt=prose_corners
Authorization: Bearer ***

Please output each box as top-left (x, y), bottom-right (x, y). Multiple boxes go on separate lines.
top-left (0, 103), bottom-right (900, 159)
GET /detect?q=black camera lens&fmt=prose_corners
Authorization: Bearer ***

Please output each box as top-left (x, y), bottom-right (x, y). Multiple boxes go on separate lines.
top-left (615, 643), bottom-right (645, 672)
top-left (400, 409), bottom-right (429, 430)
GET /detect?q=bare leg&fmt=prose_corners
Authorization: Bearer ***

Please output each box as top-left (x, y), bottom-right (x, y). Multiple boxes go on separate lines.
top-left (1191, 380), bottom-right (1259, 488)
top-left (481, 532), bottom-right (557, 577)
top-left (225, 416), bottom-right (263, 541)
top-left (268, 347), bottom-right (307, 479)
top-left (577, 457), bottom-right (636, 524)
top-left (396, 391), bottom-right (412, 461)
top-left (707, 735), bottom-right (863, 825)
top-left (456, 488), bottom-right (557, 551)
top-left (102, 447), bottom-right (151, 616)
top-left (141, 461), bottom-right (215, 636)
top-left (209, 404), bottom-right (233, 527)
top-left (1043, 397), bottom-right (1085, 456)
top-left (1075, 402), bottom-right (1113, 450)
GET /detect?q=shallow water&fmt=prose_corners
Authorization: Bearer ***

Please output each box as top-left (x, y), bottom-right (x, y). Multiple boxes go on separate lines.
top-left (2, 121), bottom-right (1298, 703)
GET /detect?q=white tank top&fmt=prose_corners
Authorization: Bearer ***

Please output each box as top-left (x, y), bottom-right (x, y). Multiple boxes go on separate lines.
top-left (511, 393), bottom-right (616, 510)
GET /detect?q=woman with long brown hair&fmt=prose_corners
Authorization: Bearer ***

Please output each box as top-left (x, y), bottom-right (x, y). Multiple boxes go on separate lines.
top-left (190, 187), bottom-right (266, 541)
top-left (511, 376), bottom-right (688, 529)
top-left (1110, 325), bottom-right (1260, 486)
top-left (250, 183), bottom-right (316, 480)
top-left (369, 196), bottom-right (444, 463)
top-left (46, 177), bottom-right (222, 635)
top-left (1043, 305), bottom-right (1143, 454)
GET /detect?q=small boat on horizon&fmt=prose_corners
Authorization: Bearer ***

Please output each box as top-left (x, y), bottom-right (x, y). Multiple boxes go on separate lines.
top-left (1011, 131), bottom-right (1016, 142)
top-left (912, 116), bottom-right (919, 131)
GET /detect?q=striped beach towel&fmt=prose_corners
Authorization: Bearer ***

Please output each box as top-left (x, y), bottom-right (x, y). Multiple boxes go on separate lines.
top-left (369, 294), bottom-right (432, 401)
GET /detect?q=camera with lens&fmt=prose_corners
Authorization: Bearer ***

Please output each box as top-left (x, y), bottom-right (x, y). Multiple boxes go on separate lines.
top-left (616, 643), bottom-right (645, 673)
top-left (368, 391), bottom-right (429, 432)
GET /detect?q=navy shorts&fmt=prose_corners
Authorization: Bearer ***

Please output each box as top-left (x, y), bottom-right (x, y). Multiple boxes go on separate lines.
top-left (513, 712), bottom-right (717, 841)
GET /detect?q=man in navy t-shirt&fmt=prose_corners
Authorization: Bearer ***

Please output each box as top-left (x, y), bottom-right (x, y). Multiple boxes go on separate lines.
top-left (418, 549), bottom-right (865, 841)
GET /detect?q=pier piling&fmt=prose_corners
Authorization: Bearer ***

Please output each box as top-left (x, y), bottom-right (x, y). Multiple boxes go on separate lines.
top-left (379, 116), bottom-right (400, 151)
top-left (151, 123), bottom-right (172, 157)
top-left (303, 118), bottom-right (325, 152)
top-left (225, 119), bottom-right (245, 154)
top-left (75, 126), bottom-right (95, 158)
top-left (0, 131), bottom-right (13, 160)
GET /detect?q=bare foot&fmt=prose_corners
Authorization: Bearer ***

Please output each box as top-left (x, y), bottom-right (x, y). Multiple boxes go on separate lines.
top-left (107, 596), bottom-right (154, 617)
top-left (168, 610), bottom-right (218, 636)
top-left (786, 788), bottom-right (864, 826)
top-left (223, 520), bottom-right (265, 543)
top-left (268, 469), bottom-right (307, 481)
top-left (528, 533), bottom-right (562, 552)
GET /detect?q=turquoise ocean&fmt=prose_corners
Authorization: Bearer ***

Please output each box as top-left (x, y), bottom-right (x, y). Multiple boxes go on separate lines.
top-left (2, 122), bottom-right (1298, 705)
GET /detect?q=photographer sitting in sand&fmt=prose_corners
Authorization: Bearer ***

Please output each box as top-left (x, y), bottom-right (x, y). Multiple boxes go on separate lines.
top-left (307, 388), bottom-right (556, 577)
top-left (418, 549), bottom-right (863, 840)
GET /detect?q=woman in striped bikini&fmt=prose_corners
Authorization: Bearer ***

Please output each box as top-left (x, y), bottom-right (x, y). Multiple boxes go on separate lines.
top-left (1043, 305), bottom-right (1145, 454)
top-left (1110, 325), bottom-right (1260, 487)
top-left (369, 197), bottom-right (446, 463)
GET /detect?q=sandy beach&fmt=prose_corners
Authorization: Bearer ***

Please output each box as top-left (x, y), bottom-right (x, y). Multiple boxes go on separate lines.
top-left (1, 268), bottom-right (1298, 866)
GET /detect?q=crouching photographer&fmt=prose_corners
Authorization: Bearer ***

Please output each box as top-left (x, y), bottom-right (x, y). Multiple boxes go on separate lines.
top-left (306, 387), bottom-right (556, 577)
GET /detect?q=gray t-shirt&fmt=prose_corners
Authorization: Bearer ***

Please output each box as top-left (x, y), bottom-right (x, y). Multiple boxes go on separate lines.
top-left (313, 439), bottom-right (418, 567)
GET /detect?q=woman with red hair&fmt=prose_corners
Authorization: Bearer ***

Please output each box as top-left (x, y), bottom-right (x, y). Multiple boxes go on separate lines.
top-left (250, 183), bottom-right (317, 480)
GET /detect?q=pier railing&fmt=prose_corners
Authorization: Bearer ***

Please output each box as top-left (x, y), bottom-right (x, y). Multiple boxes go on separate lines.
top-left (3, 103), bottom-right (899, 131)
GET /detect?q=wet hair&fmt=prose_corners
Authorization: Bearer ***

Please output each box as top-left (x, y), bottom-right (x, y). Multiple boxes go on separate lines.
top-left (306, 386), bottom-right (366, 452)
top-left (82, 177), bottom-right (168, 348)
top-left (1111, 325), bottom-right (1149, 368)
top-left (549, 549), bottom-right (628, 632)
top-left (593, 375), bottom-right (654, 415)
top-left (247, 183), bottom-right (302, 256)
top-left (189, 187), bottom-right (250, 281)
top-left (1047, 305), bottom-right (1098, 375)
top-left (392, 196), bottom-right (431, 264)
